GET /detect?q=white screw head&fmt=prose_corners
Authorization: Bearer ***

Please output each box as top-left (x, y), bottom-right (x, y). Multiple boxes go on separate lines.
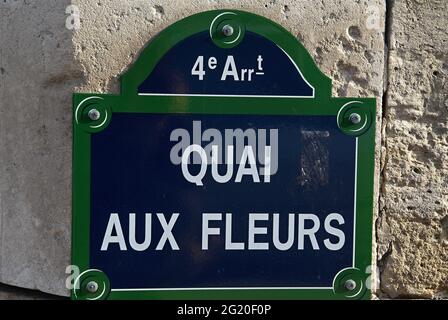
top-left (222, 24), bottom-right (234, 37)
top-left (344, 279), bottom-right (357, 291)
top-left (88, 108), bottom-right (101, 121)
top-left (86, 281), bottom-right (99, 293)
top-left (349, 113), bottom-right (361, 124)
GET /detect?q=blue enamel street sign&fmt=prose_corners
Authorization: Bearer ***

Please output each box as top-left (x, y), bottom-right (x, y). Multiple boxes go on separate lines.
top-left (72, 10), bottom-right (376, 300)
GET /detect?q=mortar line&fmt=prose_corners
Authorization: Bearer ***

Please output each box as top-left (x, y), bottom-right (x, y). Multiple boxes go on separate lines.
top-left (376, 0), bottom-right (395, 299)
top-left (0, 4), bottom-right (5, 284)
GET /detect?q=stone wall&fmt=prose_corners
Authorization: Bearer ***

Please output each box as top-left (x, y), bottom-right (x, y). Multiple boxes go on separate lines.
top-left (0, 0), bottom-right (77, 297)
top-left (377, 0), bottom-right (448, 299)
top-left (0, 0), bottom-right (446, 299)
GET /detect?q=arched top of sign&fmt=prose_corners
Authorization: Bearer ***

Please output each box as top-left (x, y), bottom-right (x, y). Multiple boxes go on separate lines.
top-left (121, 10), bottom-right (332, 99)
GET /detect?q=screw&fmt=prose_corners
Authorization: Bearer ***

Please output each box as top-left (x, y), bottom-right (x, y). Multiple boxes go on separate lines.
top-left (344, 279), bottom-right (357, 291)
top-left (222, 24), bottom-right (234, 37)
top-left (86, 281), bottom-right (99, 293)
top-left (349, 113), bottom-right (361, 124)
top-left (88, 108), bottom-right (101, 121)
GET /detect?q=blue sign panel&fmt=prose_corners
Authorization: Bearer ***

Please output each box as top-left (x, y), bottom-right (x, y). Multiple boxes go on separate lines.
top-left (90, 113), bottom-right (356, 289)
top-left (138, 32), bottom-right (314, 97)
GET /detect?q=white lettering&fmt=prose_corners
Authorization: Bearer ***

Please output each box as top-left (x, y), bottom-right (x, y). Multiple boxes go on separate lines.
top-left (101, 213), bottom-right (127, 251)
top-left (221, 56), bottom-right (239, 81)
top-left (202, 213), bottom-right (222, 250)
top-left (129, 213), bottom-right (152, 251)
top-left (156, 213), bottom-right (180, 250)
top-left (324, 213), bottom-right (345, 251)
top-left (248, 213), bottom-right (269, 250)
top-left (298, 214), bottom-right (320, 250)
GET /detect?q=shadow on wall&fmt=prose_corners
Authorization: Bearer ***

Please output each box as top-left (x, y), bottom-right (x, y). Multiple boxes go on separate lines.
top-left (0, 283), bottom-right (64, 300)
top-left (0, 0), bottom-right (85, 296)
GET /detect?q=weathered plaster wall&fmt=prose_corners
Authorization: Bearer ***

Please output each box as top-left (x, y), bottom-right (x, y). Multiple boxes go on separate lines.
top-left (378, 0), bottom-right (448, 299)
top-left (0, 0), bottom-right (79, 297)
top-left (3, 0), bottom-right (445, 299)
top-left (0, 283), bottom-right (62, 300)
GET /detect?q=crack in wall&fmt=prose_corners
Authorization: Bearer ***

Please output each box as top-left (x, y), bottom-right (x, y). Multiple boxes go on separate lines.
top-left (0, 7), bottom-right (3, 289)
top-left (376, 0), bottom-right (395, 299)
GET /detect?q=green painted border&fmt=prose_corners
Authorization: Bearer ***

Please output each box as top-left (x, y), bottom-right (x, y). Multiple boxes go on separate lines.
top-left (72, 9), bottom-right (376, 300)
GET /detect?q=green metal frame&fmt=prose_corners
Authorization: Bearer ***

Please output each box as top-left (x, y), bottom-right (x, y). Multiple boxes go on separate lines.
top-left (72, 9), bottom-right (376, 300)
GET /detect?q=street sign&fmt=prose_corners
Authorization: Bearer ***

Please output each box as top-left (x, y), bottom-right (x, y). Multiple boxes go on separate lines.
top-left (72, 10), bottom-right (376, 300)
